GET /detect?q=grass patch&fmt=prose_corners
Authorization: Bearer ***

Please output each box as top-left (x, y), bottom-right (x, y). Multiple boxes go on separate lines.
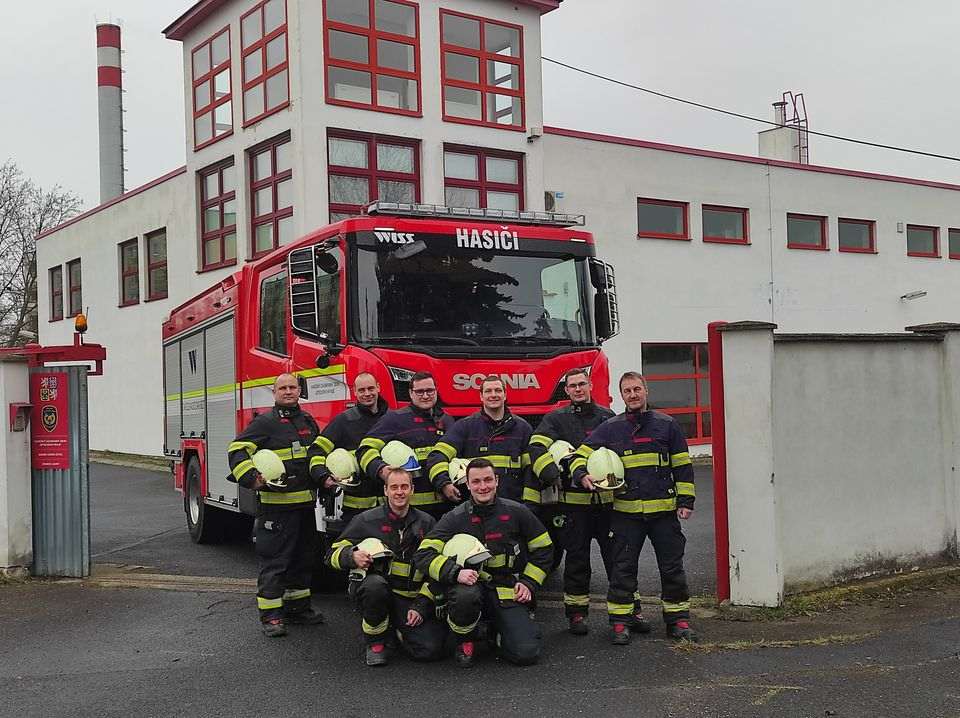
top-left (90, 450), bottom-right (171, 471)
top-left (672, 631), bottom-right (878, 654)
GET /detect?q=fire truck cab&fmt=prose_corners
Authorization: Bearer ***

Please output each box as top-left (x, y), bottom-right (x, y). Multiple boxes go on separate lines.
top-left (162, 202), bottom-right (619, 547)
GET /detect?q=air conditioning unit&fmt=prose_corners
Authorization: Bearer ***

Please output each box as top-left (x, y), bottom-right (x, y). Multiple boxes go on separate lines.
top-left (544, 190), bottom-right (562, 212)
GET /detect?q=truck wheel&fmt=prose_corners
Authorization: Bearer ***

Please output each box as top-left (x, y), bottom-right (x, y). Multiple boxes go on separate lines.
top-left (185, 457), bottom-right (224, 544)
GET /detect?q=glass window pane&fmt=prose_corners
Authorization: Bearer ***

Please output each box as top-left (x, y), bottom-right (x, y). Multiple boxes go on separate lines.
top-left (838, 220), bottom-right (872, 250)
top-left (671, 413), bottom-right (697, 440)
top-left (211, 32), bottom-right (229, 66)
top-left (255, 186), bottom-right (273, 216)
top-left (646, 379), bottom-right (696, 409)
top-left (487, 93), bottom-right (521, 126)
top-left (444, 152), bottom-right (477, 180)
top-left (444, 186), bottom-right (479, 209)
top-left (205, 238), bottom-right (221, 265)
top-left (907, 226), bottom-right (937, 255)
top-left (194, 81), bottom-right (211, 109)
top-left (377, 39), bottom-right (414, 72)
top-left (195, 112), bottom-right (213, 145)
top-left (214, 70), bottom-right (230, 98)
top-left (701, 410), bottom-right (712, 438)
top-left (485, 156), bottom-right (518, 184)
top-left (203, 207), bottom-right (221, 232)
top-left (214, 101), bottom-right (232, 134)
top-left (327, 0), bottom-right (369, 27)
top-left (697, 378), bottom-right (710, 406)
top-left (329, 175), bottom-right (370, 205)
top-left (377, 179), bottom-right (415, 203)
top-left (329, 137), bottom-right (368, 168)
top-left (244, 84), bottom-right (265, 121)
top-left (377, 143), bottom-right (414, 173)
top-left (329, 29), bottom-right (368, 63)
top-left (487, 60), bottom-right (520, 91)
top-left (703, 207), bottom-right (745, 240)
top-left (264, 0), bottom-right (285, 33)
top-left (276, 178), bottom-right (293, 209)
top-left (275, 141), bottom-right (291, 172)
top-left (122, 242), bottom-right (137, 269)
top-left (642, 344), bottom-right (694, 375)
top-left (266, 35), bottom-right (286, 69)
top-left (487, 191), bottom-right (519, 211)
top-left (443, 14), bottom-right (480, 49)
top-left (242, 10), bottom-right (262, 48)
top-left (224, 232), bottom-right (237, 260)
top-left (638, 201), bottom-right (685, 236)
top-left (221, 165), bottom-right (236, 193)
top-left (193, 45), bottom-right (210, 77)
top-left (148, 234), bottom-right (166, 262)
top-left (278, 215), bottom-right (294, 245)
top-left (123, 274), bottom-right (139, 303)
top-left (203, 171), bottom-right (219, 199)
top-left (697, 343), bottom-right (709, 372)
top-left (223, 199), bottom-right (237, 227)
top-left (330, 211), bottom-right (354, 223)
top-left (70, 262), bottom-right (81, 284)
top-left (485, 22), bottom-right (520, 56)
top-left (950, 229), bottom-right (960, 257)
top-left (445, 52), bottom-right (479, 83)
top-left (255, 223), bottom-right (274, 253)
top-left (266, 69), bottom-right (289, 108)
top-left (376, 0), bottom-right (415, 36)
top-left (150, 267), bottom-right (167, 297)
top-left (445, 86), bottom-right (481, 119)
top-left (787, 215), bottom-right (824, 247)
top-left (254, 150), bottom-right (272, 181)
top-left (244, 50), bottom-right (263, 81)
top-left (376, 75), bottom-right (417, 110)
top-left (329, 66), bottom-right (372, 105)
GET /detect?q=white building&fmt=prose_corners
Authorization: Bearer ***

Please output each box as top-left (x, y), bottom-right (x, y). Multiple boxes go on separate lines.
top-left (37, 0), bottom-right (960, 457)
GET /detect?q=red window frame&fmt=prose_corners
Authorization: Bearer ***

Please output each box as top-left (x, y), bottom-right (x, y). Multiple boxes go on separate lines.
top-left (327, 129), bottom-right (420, 221)
top-left (322, 0), bottom-right (422, 117)
top-left (67, 258), bottom-right (82, 318)
top-left (702, 205), bottom-right (749, 245)
top-left (837, 217), bottom-right (876, 254)
top-left (906, 224), bottom-right (940, 258)
top-left (240, 0), bottom-right (289, 127)
top-left (118, 238), bottom-right (139, 307)
top-left (249, 134), bottom-right (294, 258)
top-left (48, 266), bottom-right (63, 322)
top-left (443, 144), bottom-right (524, 210)
top-left (440, 9), bottom-right (525, 131)
top-left (637, 198), bottom-right (689, 241)
top-left (191, 26), bottom-right (233, 150)
top-left (145, 228), bottom-right (168, 301)
top-left (199, 160), bottom-right (238, 272)
top-left (642, 342), bottom-right (711, 446)
top-left (786, 213), bottom-right (828, 251)
top-left (948, 228), bottom-right (960, 260)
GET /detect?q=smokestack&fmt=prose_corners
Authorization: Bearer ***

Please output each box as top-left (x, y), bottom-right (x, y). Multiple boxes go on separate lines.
top-left (96, 23), bottom-right (125, 202)
top-left (758, 92), bottom-right (809, 164)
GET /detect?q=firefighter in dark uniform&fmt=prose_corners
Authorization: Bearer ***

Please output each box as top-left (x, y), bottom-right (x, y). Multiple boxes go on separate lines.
top-left (525, 367), bottom-right (639, 636)
top-left (427, 375), bottom-right (532, 505)
top-left (414, 458), bottom-right (554, 667)
top-left (570, 371), bottom-right (697, 644)
top-left (325, 468), bottom-right (445, 666)
top-left (356, 371), bottom-right (455, 520)
top-left (307, 372), bottom-right (389, 526)
top-left (227, 373), bottom-right (326, 637)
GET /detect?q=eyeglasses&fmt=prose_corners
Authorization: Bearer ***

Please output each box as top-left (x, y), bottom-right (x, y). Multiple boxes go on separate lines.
top-left (411, 388), bottom-right (437, 396)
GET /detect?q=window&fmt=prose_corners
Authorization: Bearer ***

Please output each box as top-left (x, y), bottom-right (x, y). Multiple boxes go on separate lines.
top-left (118, 238), bottom-right (139, 306)
top-left (199, 161), bottom-right (238, 270)
top-left (250, 135), bottom-right (294, 256)
top-left (259, 270), bottom-right (288, 355)
top-left (443, 145), bottom-right (523, 210)
top-left (838, 218), bottom-right (875, 254)
top-left (323, 0), bottom-right (421, 115)
top-left (641, 343), bottom-right (711, 445)
top-left (49, 266), bottom-right (63, 321)
top-left (637, 198), bottom-right (688, 240)
top-left (67, 259), bottom-right (82, 317)
top-left (702, 205), bottom-right (748, 244)
top-left (949, 229), bottom-right (960, 260)
top-left (786, 213), bottom-right (827, 250)
top-left (440, 10), bottom-right (524, 129)
top-left (327, 130), bottom-right (419, 221)
top-left (907, 224), bottom-right (939, 258)
top-left (192, 27), bottom-right (232, 149)
top-left (146, 229), bottom-right (168, 300)
top-left (241, 0), bottom-right (289, 125)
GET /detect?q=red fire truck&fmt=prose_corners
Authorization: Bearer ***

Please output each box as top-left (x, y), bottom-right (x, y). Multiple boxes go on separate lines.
top-left (162, 202), bottom-right (619, 548)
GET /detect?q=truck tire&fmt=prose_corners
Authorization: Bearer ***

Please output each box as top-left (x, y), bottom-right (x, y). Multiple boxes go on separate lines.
top-left (185, 457), bottom-right (225, 544)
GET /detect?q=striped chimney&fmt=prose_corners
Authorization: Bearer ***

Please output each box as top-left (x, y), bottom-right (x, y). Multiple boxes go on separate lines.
top-left (96, 23), bottom-right (125, 202)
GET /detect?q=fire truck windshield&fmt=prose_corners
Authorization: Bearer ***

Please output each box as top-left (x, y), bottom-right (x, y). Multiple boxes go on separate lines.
top-left (353, 243), bottom-right (596, 348)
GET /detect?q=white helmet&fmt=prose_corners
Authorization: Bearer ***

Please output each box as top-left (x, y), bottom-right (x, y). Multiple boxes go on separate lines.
top-left (448, 457), bottom-right (470, 485)
top-left (548, 439), bottom-right (577, 466)
top-left (252, 449), bottom-right (286, 488)
top-left (349, 537), bottom-right (394, 581)
top-left (442, 533), bottom-right (492, 568)
top-left (326, 448), bottom-right (361, 488)
top-left (381, 440), bottom-right (421, 475)
top-left (586, 447), bottom-right (626, 491)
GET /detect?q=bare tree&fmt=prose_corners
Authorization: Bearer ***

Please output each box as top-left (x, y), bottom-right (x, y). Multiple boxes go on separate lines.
top-left (0, 161), bottom-right (82, 347)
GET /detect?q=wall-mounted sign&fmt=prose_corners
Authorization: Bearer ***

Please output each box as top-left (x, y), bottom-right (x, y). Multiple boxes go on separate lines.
top-left (30, 372), bottom-right (70, 470)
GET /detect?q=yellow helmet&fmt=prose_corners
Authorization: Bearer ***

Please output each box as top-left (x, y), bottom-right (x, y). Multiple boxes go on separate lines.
top-left (448, 457), bottom-right (470, 486)
top-left (381, 440), bottom-right (421, 475)
top-left (442, 533), bottom-right (492, 568)
top-left (548, 440), bottom-right (576, 466)
top-left (586, 447), bottom-right (626, 491)
top-left (356, 537), bottom-right (393, 560)
top-left (326, 448), bottom-right (361, 487)
top-left (252, 449), bottom-right (286, 488)
top-left (349, 537), bottom-right (394, 581)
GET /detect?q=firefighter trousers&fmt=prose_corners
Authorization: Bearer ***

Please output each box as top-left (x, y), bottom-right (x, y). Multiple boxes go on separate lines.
top-left (554, 507), bottom-right (613, 616)
top-left (606, 512), bottom-right (690, 626)
top-left (446, 583), bottom-right (543, 665)
top-left (254, 505), bottom-right (317, 622)
top-left (354, 575), bottom-right (445, 661)
top-left (530, 504), bottom-right (565, 573)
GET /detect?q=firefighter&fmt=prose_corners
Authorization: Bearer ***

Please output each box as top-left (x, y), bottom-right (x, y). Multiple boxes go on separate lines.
top-left (227, 373), bottom-right (326, 637)
top-left (427, 375), bottom-right (532, 505)
top-left (356, 371), bottom-right (455, 520)
top-left (570, 371), bottom-right (697, 644)
top-left (325, 468), bottom-right (445, 666)
top-left (307, 372), bottom-right (389, 526)
top-left (414, 458), bottom-right (554, 667)
top-left (524, 367), bottom-right (642, 636)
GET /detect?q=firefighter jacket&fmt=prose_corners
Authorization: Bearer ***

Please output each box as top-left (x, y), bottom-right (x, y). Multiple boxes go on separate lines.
top-left (413, 497), bottom-right (554, 602)
top-left (525, 401), bottom-right (616, 509)
top-left (356, 405), bottom-right (455, 508)
top-left (427, 409), bottom-right (532, 503)
top-left (307, 397), bottom-right (389, 512)
top-left (227, 403), bottom-right (320, 510)
top-left (326, 504), bottom-right (437, 615)
top-left (570, 410), bottom-right (695, 516)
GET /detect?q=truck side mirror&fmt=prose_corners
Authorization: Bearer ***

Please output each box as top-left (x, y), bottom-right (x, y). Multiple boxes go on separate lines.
top-left (298, 375), bottom-right (309, 399)
top-left (315, 353), bottom-right (330, 369)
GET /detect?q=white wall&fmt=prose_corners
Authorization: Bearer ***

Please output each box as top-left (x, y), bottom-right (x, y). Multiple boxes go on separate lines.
top-left (0, 360), bottom-right (32, 572)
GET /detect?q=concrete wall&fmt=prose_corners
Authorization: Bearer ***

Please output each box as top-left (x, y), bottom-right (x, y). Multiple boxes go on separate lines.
top-left (0, 360), bottom-right (32, 573)
top-left (720, 323), bottom-right (960, 605)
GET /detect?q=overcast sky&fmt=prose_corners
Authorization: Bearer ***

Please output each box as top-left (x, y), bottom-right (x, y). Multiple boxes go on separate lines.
top-left (4, 1), bottom-right (960, 211)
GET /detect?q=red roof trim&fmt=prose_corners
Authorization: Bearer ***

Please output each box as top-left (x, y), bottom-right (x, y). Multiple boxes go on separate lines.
top-left (37, 167), bottom-right (187, 241)
top-left (164, 0), bottom-right (560, 40)
top-left (543, 126), bottom-right (960, 194)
